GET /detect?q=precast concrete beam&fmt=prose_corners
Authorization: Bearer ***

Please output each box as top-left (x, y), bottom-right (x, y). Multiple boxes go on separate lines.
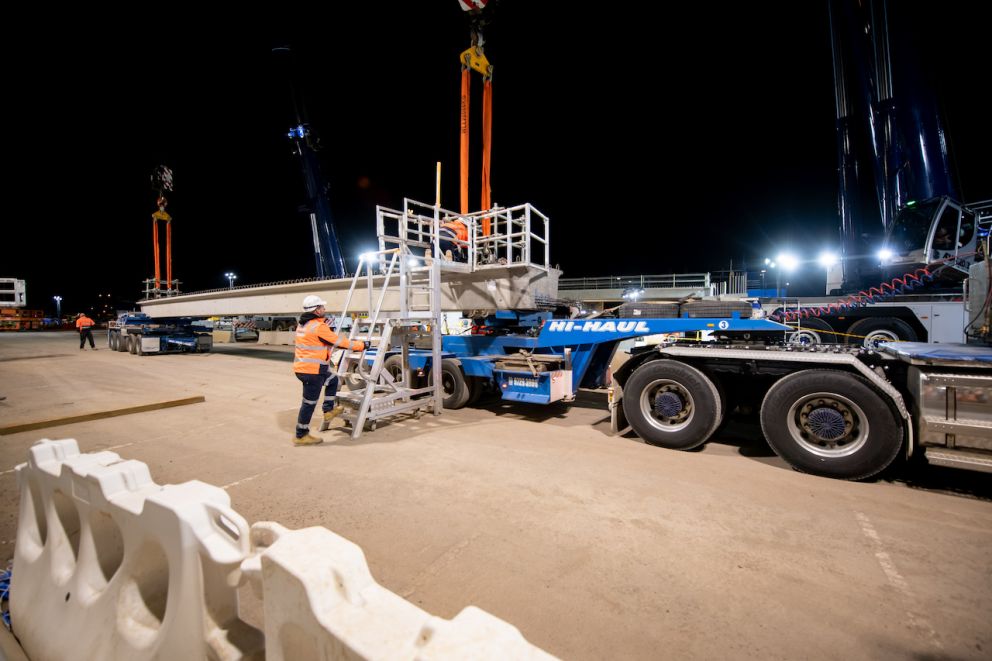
top-left (139, 265), bottom-right (561, 318)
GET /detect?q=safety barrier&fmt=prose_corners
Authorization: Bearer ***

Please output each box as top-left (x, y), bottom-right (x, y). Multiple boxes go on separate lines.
top-left (256, 330), bottom-right (295, 346)
top-left (12, 441), bottom-right (557, 660)
top-left (11, 439), bottom-right (263, 660)
top-left (241, 522), bottom-right (557, 660)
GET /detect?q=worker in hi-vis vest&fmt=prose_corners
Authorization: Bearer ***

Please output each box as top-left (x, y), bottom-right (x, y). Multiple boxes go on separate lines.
top-left (75, 313), bottom-right (97, 350)
top-left (438, 217), bottom-right (469, 261)
top-left (292, 295), bottom-right (367, 445)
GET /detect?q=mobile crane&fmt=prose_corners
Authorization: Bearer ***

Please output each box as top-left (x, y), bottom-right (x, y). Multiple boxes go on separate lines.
top-left (782, 0), bottom-right (991, 347)
top-left (273, 46), bottom-right (347, 280)
top-left (606, 1), bottom-right (992, 479)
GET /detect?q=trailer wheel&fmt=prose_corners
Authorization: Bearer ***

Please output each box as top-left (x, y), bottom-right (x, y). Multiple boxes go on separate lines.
top-left (787, 318), bottom-right (835, 346)
top-left (428, 359), bottom-right (470, 409)
top-left (341, 361), bottom-right (364, 391)
top-left (135, 335), bottom-right (145, 356)
top-left (127, 335), bottom-right (137, 354)
top-left (118, 334), bottom-right (130, 352)
top-left (848, 317), bottom-right (917, 348)
top-left (109, 333), bottom-right (117, 351)
top-left (760, 369), bottom-right (903, 480)
top-left (382, 354), bottom-right (414, 386)
top-left (622, 360), bottom-right (722, 450)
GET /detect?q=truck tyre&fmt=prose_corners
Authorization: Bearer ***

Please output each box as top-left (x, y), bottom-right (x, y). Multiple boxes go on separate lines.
top-left (341, 361), bottom-right (364, 391)
top-left (109, 333), bottom-right (118, 351)
top-left (759, 369), bottom-right (903, 480)
top-left (787, 317), bottom-right (835, 346)
top-left (118, 334), bottom-right (130, 352)
top-left (135, 335), bottom-right (145, 356)
top-left (428, 359), bottom-right (470, 409)
top-left (848, 317), bottom-right (917, 348)
top-left (382, 354), bottom-right (413, 386)
top-left (128, 335), bottom-right (137, 354)
top-left (622, 360), bottom-right (723, 450)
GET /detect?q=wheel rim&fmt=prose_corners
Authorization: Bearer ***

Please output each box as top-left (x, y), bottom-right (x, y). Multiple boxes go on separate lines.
top-left (639, 379), bottom-right (694, 432)
top-left (788, 329), bottom-right (822, 346)
top-left (786, 392), bottom-right (869, 457)
top-left (385, 363), bottom-right (403, 383)
top-left (862, 329), bottom-right (899, 348)
top-left (441, 371), bottom-right (456, 397)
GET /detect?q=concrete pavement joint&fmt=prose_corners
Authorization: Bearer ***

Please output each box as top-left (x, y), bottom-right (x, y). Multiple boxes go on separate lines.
top-left (855, 511), bottom-right (943, 650)
top-left (399, 531), bottom-right (484, 600)
top-left (222, 467), bottom-right (286, 490)
top-left (105, 442), bottom-right (135, 451)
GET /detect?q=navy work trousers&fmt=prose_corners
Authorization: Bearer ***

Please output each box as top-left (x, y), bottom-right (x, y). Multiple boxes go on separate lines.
top-left (79, 329), bottom-right (95, 348)
top-left (295, 369), bottom-right (339, 438)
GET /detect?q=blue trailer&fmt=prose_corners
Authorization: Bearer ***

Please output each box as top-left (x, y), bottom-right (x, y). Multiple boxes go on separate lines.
top-left (107, 313), bottom-right (212, 355)
top-left (370, 312), bottom-right (788, 409)
top-left (362, 310), bottom-right (992, 481)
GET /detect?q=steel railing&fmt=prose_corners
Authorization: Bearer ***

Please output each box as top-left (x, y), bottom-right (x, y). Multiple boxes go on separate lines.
top-left (558, 274), bottom-right (712, 291)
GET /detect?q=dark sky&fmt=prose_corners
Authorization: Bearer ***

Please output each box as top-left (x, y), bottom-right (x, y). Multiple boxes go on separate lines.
top-left (8, 2), bottom-right (989, 315)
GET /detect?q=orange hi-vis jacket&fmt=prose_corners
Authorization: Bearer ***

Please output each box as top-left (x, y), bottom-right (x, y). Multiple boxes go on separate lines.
top-left (441, 219), bottom-right (468, 243)
top-left (294, 318), bottom-right (366, 374)
top-left (75, 315), bottom-right (95, 330)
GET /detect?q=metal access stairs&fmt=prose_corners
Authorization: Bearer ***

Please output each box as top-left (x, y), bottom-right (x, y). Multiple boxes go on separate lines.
top-left (325, 249), bottom-right (444, 439)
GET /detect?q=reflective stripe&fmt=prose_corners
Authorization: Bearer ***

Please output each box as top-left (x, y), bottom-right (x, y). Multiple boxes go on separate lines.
top-left (295, 318), bottom-right (355, 374)
top-left (296, 423), bottom-right (310, 430)
top-left (302, 398), bottom-right (318, 405)
top-left (441, 220), bottom-right (468, 242)
top-left (323, 395), bottom-right (335, 401)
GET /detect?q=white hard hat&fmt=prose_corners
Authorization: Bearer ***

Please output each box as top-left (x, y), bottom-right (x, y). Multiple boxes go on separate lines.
top-left (302, 295), bottom-right (327, 311)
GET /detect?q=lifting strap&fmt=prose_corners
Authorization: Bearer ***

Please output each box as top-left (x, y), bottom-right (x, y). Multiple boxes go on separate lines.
top-left (459, 39), bottom-right (493, 236)
top-left (481, 79), bottom-right (492, 236)
top-left (460, 68), bottom-right (471, 216)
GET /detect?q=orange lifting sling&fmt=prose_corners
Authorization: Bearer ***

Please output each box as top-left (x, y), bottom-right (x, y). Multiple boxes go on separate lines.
top-left (459, 30), bottom-right (493, 236)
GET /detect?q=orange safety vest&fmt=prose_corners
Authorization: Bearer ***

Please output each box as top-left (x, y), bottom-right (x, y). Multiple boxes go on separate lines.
top-left (441, 219), bottom-right (468, 243)
top-left (75, 315), bottom-right (95, 330)
top-left (293, 318), bottom-right (364, 374)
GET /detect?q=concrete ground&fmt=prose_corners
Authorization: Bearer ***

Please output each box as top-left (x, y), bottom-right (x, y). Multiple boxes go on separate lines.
top-left (1, 331), bottom-right (990, 659)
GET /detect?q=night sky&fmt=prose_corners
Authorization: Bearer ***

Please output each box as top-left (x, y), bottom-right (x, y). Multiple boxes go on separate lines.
top-left (7, 2), bottom-right (989, 317)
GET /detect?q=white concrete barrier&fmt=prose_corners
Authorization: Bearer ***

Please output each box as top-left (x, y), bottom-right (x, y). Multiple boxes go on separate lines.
top-left (256, 330), bottom-right (295, 346)
top-left (11, 439), bottom-right (263, 660)
top-left (12, 441), bottom-right (556, 660)
top-left (241, 523), bottom-right (557, 660)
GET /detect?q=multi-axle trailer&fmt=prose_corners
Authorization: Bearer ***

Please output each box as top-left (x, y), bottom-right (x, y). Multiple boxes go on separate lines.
top-left (366, 312), bottom-right (991, 480)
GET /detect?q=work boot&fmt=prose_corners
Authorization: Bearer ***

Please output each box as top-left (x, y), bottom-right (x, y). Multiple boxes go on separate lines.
top-left (323, 405), bottom-right (345, 423)
top-left (320, 405), bottom-right (345, 431)
top-left (293, 433), bottom-right (323, 446)
top-left (91, 347), bottom-right (98, 351)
